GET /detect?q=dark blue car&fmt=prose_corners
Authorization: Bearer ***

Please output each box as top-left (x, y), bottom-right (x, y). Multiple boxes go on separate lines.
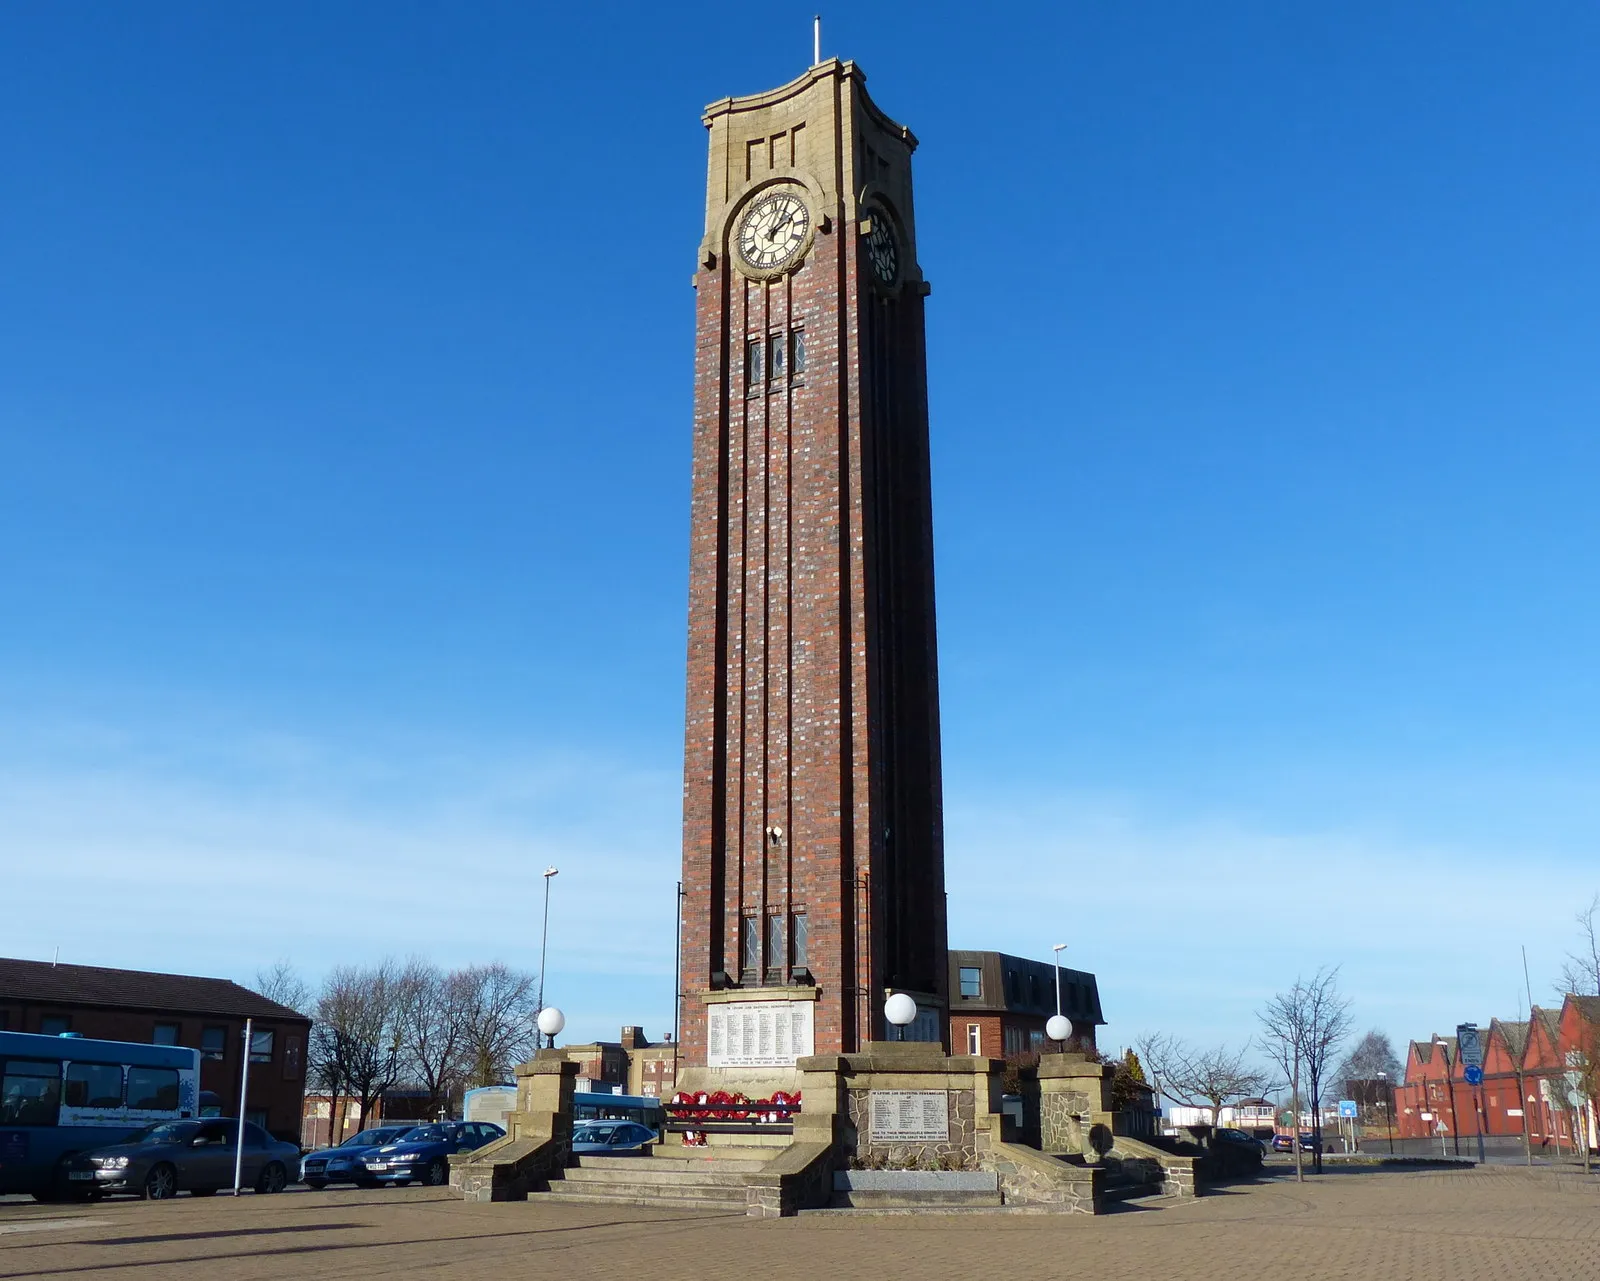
top-left (357, 1121), bottom-right (503, 1187)
top-left (300, 1126), bottom-right (416, 1188)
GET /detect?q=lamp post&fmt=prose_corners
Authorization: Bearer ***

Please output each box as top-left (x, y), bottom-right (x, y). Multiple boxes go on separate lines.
top-left (537, 866), bottom-right (559, 1047)
top-left (1378, 1071), bottom-right (1394, 1154)
top-left (1047, 943), bottom-right (1071, 1048)
top-left (884, 992), bottom-right (917, 1042)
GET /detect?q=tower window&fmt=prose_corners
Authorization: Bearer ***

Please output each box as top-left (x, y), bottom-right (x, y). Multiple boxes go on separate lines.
top-left (958, 967), bottom-right (981, 999)
top-left (745, 329), bottom-right (806, 392)
top-left (740, 914), bottom-right (759, 978)
top-left (791, 910), bottom-right (809, 969)
top-left (764, 914), bottom-right (783, 979)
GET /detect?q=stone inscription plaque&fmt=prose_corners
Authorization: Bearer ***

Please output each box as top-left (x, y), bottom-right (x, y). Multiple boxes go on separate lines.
top-left (868, 1090), bottom-right (950, 1143)
top-left (706, 999), bottom-right (814, 1067)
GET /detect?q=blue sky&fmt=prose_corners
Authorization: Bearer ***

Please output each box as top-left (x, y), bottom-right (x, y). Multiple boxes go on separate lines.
top-left (3, 2), bottom-right (1598, 1070)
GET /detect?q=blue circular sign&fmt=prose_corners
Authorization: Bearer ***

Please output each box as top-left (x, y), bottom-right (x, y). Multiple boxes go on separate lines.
top-left (1464, 1065), bottom-right (1484, 1086)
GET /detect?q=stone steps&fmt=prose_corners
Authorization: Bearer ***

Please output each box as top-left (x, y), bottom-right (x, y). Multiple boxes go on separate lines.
top-left (540, 1188), bottom-right (746, 1211)
top-left (581, 1152), bottom-right (774, 1174)
top-left (831, 1188), bottom-right (1004, 1209)
top-left (799, 1204), bottom-right (1063, 1217)
top-left (563, 1165), bottom-right (752, 1189)
top-left (537, 1149), bottom-right (776, 1211)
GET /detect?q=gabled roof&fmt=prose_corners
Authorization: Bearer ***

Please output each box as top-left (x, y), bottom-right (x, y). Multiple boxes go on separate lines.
top-left (1568, 995), bottom-right (1600, 1025)
top-left (0, 957), bottom-right (308, 1022)
top-left (1490, 1019), bottom-right (1530, 1060)
top-left (1531, 1006), bottom-right (1562, 1042)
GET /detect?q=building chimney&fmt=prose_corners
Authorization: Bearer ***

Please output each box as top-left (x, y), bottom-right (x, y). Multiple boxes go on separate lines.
top-left (620, 1025), bottom-right (644, 1050)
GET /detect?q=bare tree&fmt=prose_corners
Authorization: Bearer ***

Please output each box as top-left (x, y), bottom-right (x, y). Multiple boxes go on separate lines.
top-left (1565, 1006), bottom-right (1600, 1173)
top-left (1259, 981), bottom-right (1310, 1181)
top-left (1259, 967), bottom-right (1353, 1176)
top-left (457, 963), bottom-right (539, 1089)
top-left (1336, 1029), bottom-right (1402, 1123)
top-left (316, 961), bottom-right (407, 1132)
top-left (397, 960), bottom-right (471, 1119)
top-left (254, 959), bottom-right (311, 1015)
top-left (1134, 1033), bottom-right (1268, 1133)
top-left (1336, 1029), bottom-right (1401, 1089)
top-left (1559, 895), bottom-right (1600, 997)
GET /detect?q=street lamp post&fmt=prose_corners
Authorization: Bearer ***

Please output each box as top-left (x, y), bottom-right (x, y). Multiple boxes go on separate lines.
top-left (1378, 1071), bottom-right (1394, 1154)
top-left (1046, 943), bottom-right (1071, 1048)
top-left (537, 866), bottom-right (559, 1048)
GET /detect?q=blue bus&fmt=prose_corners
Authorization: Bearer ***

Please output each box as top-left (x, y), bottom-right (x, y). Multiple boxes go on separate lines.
top-left (572, 1092), bottom-right (666, 1135)
top-left (0, 1030), bottom-right (203, 1200)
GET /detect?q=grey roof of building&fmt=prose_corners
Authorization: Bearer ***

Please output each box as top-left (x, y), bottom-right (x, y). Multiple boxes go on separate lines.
top-left (1531, 1006), bottom-right (1562, 1042)
top-left (0, 957), bottom-right (309, 1022)
top-left (1569, 995), bottom-right (1600, 1024)
top-left (1490, 1019), bottom-right (1530, 1059)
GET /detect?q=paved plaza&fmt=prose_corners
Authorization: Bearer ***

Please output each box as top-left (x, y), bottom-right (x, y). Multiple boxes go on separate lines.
top-left (3, 1166), bottom-right (1599, 1281)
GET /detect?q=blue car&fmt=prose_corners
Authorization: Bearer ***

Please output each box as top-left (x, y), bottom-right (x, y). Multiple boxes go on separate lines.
top-left (357, 1121), bottom-right (504, 1187)
top-left (300, 1126), bottom-right (417, 1189)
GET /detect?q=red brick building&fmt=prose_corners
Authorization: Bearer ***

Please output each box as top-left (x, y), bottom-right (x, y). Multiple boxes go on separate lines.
top-left (0, 957), bottom-right (310, 1141)
top-left (678, 59), bottom-right (949, 1066)
top-left (947, 951), bottom-right (1104, 1059)
top-left (1396, 997), bottom-right (1600, 1154)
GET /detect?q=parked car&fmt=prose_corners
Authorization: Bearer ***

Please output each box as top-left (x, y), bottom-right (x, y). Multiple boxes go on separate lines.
top-left (300, 1126), bottom-right (418, 1189)
top-left (1271, 1132), bottom-right (1322, 1153)
top-left (357, 1121), bottom-right (504, 1187)
top-left (1208, 1128), bottom-right (1265, 1174)
top-left (571, 1121), bottom-right (656, 1156)
top-left (68, 1118), bottom-right (300, 1199)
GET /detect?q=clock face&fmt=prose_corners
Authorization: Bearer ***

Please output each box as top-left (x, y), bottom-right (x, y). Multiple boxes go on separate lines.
top-left (866, 214), bottom-right (898, 286)
top-left (736, 189), bottom-right (811, 273)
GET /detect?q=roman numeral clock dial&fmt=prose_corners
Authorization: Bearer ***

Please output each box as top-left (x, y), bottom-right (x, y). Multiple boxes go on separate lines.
top-left (735, 189), bottom-right (812, 274)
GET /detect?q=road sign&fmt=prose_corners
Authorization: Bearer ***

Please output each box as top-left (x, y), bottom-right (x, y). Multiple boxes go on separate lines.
top-left (1456, 1023), bottom-right (1483, 1069)
top-left (1464, 1065), bottom-right (1484, 1086)
top-left (1338, 1099), bottom-right (1358, 1119)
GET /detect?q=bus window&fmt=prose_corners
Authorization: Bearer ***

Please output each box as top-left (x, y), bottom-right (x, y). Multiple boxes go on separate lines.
top-left (65, 1062), bottom-right (124, 1109)
top-left (128, 1067), bottom-right (180, 1111)
top-left (1, 1059), bottom-right (60, 1125)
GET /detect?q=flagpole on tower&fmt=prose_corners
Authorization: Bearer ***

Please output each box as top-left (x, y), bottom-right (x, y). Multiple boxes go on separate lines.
top-left (813, 15), bottom-right (821, 66)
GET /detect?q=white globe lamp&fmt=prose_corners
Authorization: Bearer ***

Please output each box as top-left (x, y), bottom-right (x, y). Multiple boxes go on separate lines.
top-left (1046, 1014), bottom-right (1073, 1045)
top-left (537, 1007), bottom-right (566, 1043)
top-left (884, 992), bottom-right (918, 1040)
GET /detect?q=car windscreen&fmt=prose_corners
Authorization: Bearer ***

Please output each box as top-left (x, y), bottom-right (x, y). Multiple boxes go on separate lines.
top-left (129, 1121), bottom-right (200, 1146)
top-left (575, 1125), bottom-right (617, 1143)
top-left (397, 1125), bottom-right (448, 1144)
top-left (346, 1127), bottom-right (409, 1147)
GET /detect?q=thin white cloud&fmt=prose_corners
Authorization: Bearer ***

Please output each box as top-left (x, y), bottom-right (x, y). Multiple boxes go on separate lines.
top-left (0, 727), bottom-right (684, 1044)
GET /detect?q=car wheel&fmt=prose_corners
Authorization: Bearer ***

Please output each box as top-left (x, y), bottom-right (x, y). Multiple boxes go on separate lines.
top-left (423, 1158), bottom-right (448, 1187)
top-left (255, 1162), bottom-right (287, 1194)
top-left (305, 1179), bottom-right (328, 1190)
top-left (145, 1164), bottom-right (178, 1200)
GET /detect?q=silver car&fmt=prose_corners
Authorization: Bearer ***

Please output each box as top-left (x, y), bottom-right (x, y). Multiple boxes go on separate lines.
top-left (69, 1118), bottom-right (300, 1199)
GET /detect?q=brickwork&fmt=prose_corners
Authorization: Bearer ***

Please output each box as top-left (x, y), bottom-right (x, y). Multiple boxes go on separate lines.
top-left (681, 60), bottom-right (947, 1065)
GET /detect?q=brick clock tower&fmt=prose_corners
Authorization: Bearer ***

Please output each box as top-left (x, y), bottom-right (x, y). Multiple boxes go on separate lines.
top-left (679, 58), bottom-right (948, 1082)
